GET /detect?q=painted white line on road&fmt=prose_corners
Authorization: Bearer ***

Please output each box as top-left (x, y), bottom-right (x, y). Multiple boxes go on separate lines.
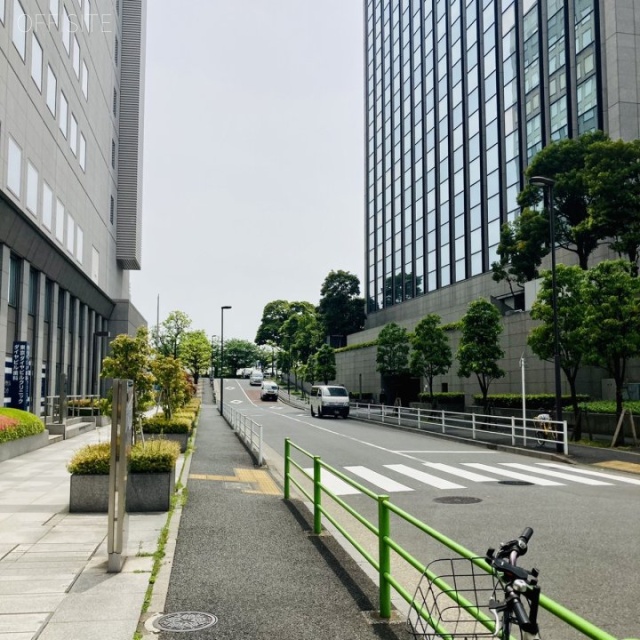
top-left (304, 467), bottom-right (360, 495)
top-left (398, 450), bottom-right (496, 454)
top-left (464, 463), bottom-right (562, 486)
top-left (540, 463), bottom-right (640, 485)
top-left (502, 463), bottom-right (612, 485)
top-left (385, 464), bottom-right (466, 489)
top-left (345, 466), bottom-right (414, 493)
top-left (423, 462), bottom-right (499, 483)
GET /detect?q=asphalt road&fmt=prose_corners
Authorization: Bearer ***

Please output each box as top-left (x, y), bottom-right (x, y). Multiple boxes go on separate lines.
top-left (223, 379), bottom-right (640, 640)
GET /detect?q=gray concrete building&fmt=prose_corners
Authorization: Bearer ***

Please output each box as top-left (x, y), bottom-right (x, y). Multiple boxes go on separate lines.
top-left (0, 0), bottom-right (146, 413)
top-left (338, 0), bottom-right (640, 403)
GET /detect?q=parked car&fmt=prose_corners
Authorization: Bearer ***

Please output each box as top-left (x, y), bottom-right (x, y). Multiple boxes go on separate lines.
top-left (260, 381), bottom-right (279, 401)
top-left (309, 385), bottom-right (350, 419)
top-left (242, 368), bottom-right (253, 378)
top-left (249, 371), bottom-right (264, 386)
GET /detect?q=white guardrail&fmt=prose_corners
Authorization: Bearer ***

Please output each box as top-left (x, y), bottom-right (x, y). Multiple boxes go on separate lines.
top-left (223, 403), bottom-right (264, 465)
top-left (349, 402), bottom-right (569, 455)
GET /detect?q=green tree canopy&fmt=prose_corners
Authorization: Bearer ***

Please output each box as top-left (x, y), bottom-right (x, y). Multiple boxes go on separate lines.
top-left (527, 265), bottom-right (587, 435)
top-left (409, 314), bottom-right (452, 405)
top-left (317, 270), bottom-right (366, 339)
top-left (178, 330), bottom-right (212, 385)
top-left (222, 339), bottom-right (260, 376)
top-left (151, 355), bottom-right (188, 419)
top-left (581, 260), bottom-right (640, 444)
top-left (457, 299), bottom-right (505, 412)
top-left (376, 322), bottom-right (410, 376)
top-left (100, 326), bottom-right (154, 426)
top-left (255, 300), bottom-right (291, 346)
top-left (315, 344), bottom-right (337, 385)
top-left (153, 310), bottom-right (192, 358)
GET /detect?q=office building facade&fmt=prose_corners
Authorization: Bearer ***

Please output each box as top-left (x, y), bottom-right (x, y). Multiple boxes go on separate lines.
top-left (0, 0), bottom-right (146, 412)
top-left (339, 0), bottom-right (640, 400)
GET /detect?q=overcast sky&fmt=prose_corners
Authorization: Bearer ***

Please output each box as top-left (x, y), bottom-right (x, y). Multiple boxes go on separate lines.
top-left (130, 1), bottom-right (364, 342)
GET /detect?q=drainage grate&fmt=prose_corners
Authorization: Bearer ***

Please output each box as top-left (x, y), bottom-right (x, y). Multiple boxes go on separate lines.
top-left (433, 496), bottom-right (482, 504)
top-left (153, 612), bottom-right (219, 633)
top-left (498, 480), bottom-right (533, 486)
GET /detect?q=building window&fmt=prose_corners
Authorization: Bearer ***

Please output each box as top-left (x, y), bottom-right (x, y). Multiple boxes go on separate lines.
top-left (7, 136), bottom-right (22, 197)
top-left (9, 255), bottom-right (20, 308)
top-left (46, 65), bottom-right (57, 115)
top-left (110, 195), bottom-right (115, 224)
top-left (70, 115), bottom-right (78, 155)
top-left (72, 36), bottom-right (80, 77)
top-left (59, 92), bottom-right (68, 137)
top-left (0, 0), bottom-right (5, 23)
top-left (62, 6), bottom-right (71, 53)
top-left (114, 36), bottom-right (119, 65)
top-left (113, 88), bottom-right (117, 116)
top-left (76, 226), bottom-right (83, 263)
top-left (31, 35), bottom-right (43, 91)
top-left (42, 182), bottom-right (53, 229)
top-left (55, 198), bottom-right (65, 242)
top-left (11, 0), bottom-right (26, 60)
top-left (26, 161), bottom-right (38, 214)
top-left (111, 139), bottom-right (116, 168)
top-left (49, 0), bottom-right (59, 26)
top-left (81, 60), bottom-right (88, 99)
top-left (28, 269), bottom-right (38, 315)
top-left (66, 213), bottom-right (75, 253)
top-left (79, 133), bottom-right (86, 170)
top-left (83, 0), bottom-right (91, 28)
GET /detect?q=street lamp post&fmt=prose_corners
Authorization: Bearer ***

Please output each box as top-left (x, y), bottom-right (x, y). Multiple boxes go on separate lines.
top-left (219, 306), bottom-right (232, 416)
top-left (530, 175), bottom-right (563, 452)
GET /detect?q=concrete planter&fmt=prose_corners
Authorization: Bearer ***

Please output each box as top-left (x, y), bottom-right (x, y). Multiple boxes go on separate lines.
top-left (0, 431), bottom-right (50, 463)
top-left (69, 467), bottom-right (176, 513)
top-left (143, 432), bottom-right (189, 453)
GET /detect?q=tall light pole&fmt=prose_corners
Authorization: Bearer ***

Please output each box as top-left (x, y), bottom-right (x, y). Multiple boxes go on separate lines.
top-left (219, 306), bottom-right (232, 416)
top-left (530, 175), bottom-right (563, 452)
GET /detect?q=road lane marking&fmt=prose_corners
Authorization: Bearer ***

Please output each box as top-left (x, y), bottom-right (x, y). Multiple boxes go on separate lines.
top-left (423, 462), bottom-right (499, 483)
top-left (502, 463), bottom-right (612, 485)
top-left (463, 463), bottom-right (562, 485)
top-left (540, 463), bottom-right (640, 485)
top-left (385, 464), bottom-right (466, 489)
top-left (345, 466), bottom-right (414, 492)
top-left (304, 468), bottom-right (361, 495)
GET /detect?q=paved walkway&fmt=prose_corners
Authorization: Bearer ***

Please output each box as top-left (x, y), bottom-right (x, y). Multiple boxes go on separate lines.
top-left (1, 384), bottom-right (639, 640)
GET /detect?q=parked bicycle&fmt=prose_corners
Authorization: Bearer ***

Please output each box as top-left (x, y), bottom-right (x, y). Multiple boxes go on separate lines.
top-left (408, 528), bottom-right (541, 639)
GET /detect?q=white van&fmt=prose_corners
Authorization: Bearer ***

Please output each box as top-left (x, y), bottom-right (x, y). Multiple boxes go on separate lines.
top-left (249, 371), bottom-right (264, 386)
top-left (309, 385), bottom-right (350, 419)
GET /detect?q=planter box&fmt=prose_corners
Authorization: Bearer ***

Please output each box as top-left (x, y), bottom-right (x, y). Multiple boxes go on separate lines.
top-left (0, 431), bottom-right (50, 463)
top-left (69, 468), bottom-right (176, 513)
top-left (143, 432), bottom-right (189, 453)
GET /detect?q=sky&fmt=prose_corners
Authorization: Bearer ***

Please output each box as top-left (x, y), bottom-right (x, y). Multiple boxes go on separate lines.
top-left (130, 1), bottom-right (365, 342)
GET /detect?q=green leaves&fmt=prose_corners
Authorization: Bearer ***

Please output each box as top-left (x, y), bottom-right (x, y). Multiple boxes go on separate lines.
top-left (376, 323), bottom-right (410, 375)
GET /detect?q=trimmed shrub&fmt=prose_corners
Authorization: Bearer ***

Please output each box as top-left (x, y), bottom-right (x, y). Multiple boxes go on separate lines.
top-left (472, 393), bottom-right (589, 409)
top-left (582, 400), bottom-right (640, 414)
top-left (0, 408), bottom-right (45, 444)
top-left (417, 392), bottom-right (465, 406)
top-left (142, 415), bottom-right (192, 434)
top-left (67, 439), bottom-right (180, 475)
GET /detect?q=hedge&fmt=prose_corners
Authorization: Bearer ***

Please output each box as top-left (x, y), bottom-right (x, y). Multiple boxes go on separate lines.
top-left (472, 394), bottom-right (590, 409)
top-left (0, 408), bottom-right (45, 444)
top-left (142, 415), bottom-right (192, 434)
top-left (417, 392), bottom-right (465, 405)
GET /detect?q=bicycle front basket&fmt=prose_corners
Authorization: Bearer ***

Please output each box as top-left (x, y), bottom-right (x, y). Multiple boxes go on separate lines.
top-left (407, 557), bottom-right (499, 640)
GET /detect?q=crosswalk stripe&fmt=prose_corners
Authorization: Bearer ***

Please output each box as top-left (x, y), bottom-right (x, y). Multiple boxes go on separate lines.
top-left (463, 463), bottom-right (562, 486)
top-left (423, 462), bottom-right (499, 483)
top-left (502, 463), bottom-right (612, 485)
top-left (539, 463), bottom-right (640, 485)
top-left (345, 466), bottom-right (414, 492)
top-left (304, 468), bottom-right (360, 495)
top-left (385, 464), bottom-right (466, 489)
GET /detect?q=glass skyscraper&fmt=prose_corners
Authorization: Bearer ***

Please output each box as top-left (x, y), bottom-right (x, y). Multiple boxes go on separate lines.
top-left (364, 0), bottom-right (635, 316)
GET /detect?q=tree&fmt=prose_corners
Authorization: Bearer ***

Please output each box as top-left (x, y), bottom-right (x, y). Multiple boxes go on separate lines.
top-left (457, 299), bottom-right (505, 413)
top-left (409, 314), bottom-right (452, 406)
top-left (493, 131), bottom-right (609, 285)
top-left (527, 265), bottom-right (587, 438)
top-left (178, 330), bottom-right (211, 385)
top-left (255, 300), bottom-right (291, 345)
top-left (153, 311), bottom-right (192, 358)
top-left (100, 326), bottom-right (155, 428)
top-left (581, 260), bottom-right (640, 445)
top-left (317, 270), bottom-right (366, 340)
top-left (315, 344), bottom-right (336, 384)
top-left (222, 339), bottom-right (260, 376)
top-left (376, 323), bottom-right (410, 376)
top-left (151, 355), bottom-right (188, 419)
top-left (585, 138), bottom-right (640, 273)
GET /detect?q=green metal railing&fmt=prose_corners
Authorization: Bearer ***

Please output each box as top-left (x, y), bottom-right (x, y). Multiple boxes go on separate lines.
top-left (284, 438), bottom-right (637, 640)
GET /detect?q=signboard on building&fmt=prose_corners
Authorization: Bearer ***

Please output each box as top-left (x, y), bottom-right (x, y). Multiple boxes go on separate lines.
top-left (10, 341), bottom-right (31, 411)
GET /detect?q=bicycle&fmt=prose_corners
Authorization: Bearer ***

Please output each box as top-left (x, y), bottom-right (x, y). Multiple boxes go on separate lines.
top-left (408, 528), bottom-right (541, 639)
top-left (534, 414), bottom-right (555, 447)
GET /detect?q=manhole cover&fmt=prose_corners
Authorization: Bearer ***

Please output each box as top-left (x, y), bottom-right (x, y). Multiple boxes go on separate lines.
top-left (153, 612), bottom-right (218, 632)
top-left (498, 480), bottom-right (533, 486)
top-left (433, 496), bottom-right (482, 504)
